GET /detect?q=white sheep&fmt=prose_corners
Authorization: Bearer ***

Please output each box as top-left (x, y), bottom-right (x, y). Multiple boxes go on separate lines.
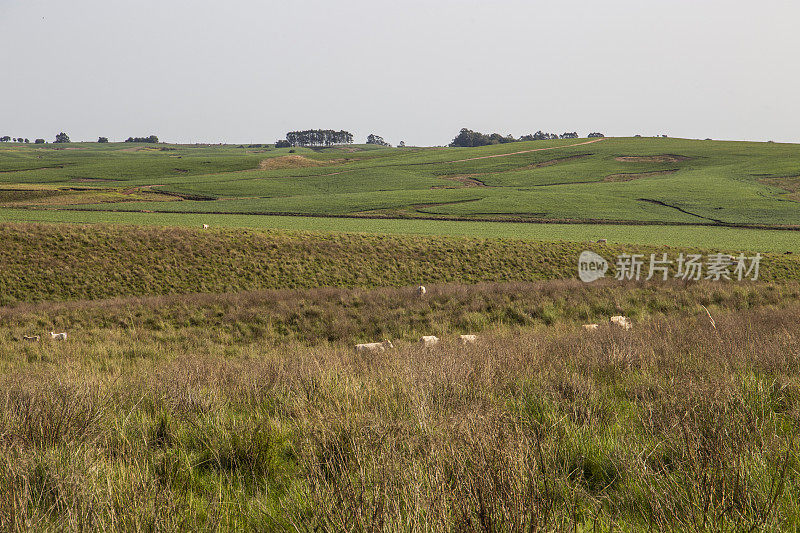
top-left (416, 285), bottom-right (426, 297)
top-left (354, 340), bottom-right (394, 353)
top-left (582, 324), bottom-right (599, 331)
top-left (458, 334), bottom-right (477, 345)
top-left (609, 316), bottom-right (632, 330)
top-left (202, 224), bottom-right (209, 229)
top-left (419, 335), bottom-right (439, 347)
top-left (50, 331), bottom-right (67, 341)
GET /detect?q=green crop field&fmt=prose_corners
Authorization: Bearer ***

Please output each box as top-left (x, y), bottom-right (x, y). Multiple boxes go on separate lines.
top-left (2, 136), bottom-right (800, 251)
top-left (2, 137), bottom-right (800, 231)
top-left (3, 208), bottom-right (800, 253)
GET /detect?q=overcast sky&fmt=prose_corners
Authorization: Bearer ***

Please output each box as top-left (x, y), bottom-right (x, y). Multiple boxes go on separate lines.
top-left (2, 0), bottom-right (799, 146)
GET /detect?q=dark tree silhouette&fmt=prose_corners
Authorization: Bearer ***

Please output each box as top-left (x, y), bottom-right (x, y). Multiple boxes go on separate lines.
top-left (54, 132), bottom-right (70, 143)
top-left (366, 134), bottom-right (390, 146)
top-left (125, 135), bottom-right (158, 143)
top-left (285, 130), bottom-right (353, 147)
top-left (98, 137), bottom-right (109, 143)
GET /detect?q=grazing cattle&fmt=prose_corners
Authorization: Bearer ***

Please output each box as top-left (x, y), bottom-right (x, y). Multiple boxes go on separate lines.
top-left (50, 331), bottom-right (67, 341)
top-left (202, 224), bottom-right (209, 229)
top-left (582, 324), bottom-right (599, 331)
top-left (419, 335), bottom-right (439, 347)
top-left (459, 334), bottom-right (477, 345)
top-left (609, 316), bottom-right (632, 330)
top-left (22, 335), bottom-right (40, 342)
top-left (416, 285), bottom-right (426, 297)
top-left (354, 340), bottom-right (394, 353)
top-left (597, 239), bottom-right (607, 243)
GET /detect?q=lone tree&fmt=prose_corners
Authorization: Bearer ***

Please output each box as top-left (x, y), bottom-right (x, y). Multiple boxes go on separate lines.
top-left (98, 137), bottom-right (109, 143)
top-left (34, 138), bottom-right (45, 144)
top-left (366, 134), bottom-right (390, 146)
top-left (54, 132), bottom-right (70, 143)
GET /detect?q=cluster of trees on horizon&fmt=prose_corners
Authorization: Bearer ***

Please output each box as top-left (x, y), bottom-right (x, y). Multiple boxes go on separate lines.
top-left (0, 129), bottom-right (631, 147)
top-left (278, 130), bottom-right (354, 148)
top-left (449, 128), bottom-right (605, 147)
top-left (125, 135), bottom-right (159, 143)
top-left (0, 136), bottom-right (30, 143)
top-left (366, 134), bottom-right (390, 146)
top-left (0, 133), bottom-right (160, 144)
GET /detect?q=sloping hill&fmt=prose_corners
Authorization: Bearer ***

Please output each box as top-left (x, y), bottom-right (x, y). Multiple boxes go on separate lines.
top-left (2, 137), bottom-right (800, 227)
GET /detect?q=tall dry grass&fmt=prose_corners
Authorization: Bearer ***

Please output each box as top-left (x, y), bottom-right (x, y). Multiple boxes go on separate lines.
top-left (0, 281), bottom-right (798, 530)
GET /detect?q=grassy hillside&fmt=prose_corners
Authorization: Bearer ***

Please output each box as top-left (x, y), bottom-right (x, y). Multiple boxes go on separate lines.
top-left (2, 281), bottom-right (799, 529)
top-left (2, 137), bottom-right (800, 229)
top-left (1, 223), bottom-right (798, 305)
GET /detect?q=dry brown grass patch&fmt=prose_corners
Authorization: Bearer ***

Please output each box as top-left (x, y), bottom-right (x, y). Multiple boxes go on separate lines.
top-left (258, 155), bottom-right (345, 170)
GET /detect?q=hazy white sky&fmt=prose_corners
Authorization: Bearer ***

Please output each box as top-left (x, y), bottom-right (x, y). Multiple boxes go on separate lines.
top-left (2, 0), bottom-right (799, 145)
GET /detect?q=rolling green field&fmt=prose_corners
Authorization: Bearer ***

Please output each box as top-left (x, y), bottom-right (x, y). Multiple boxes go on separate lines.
top-left (2, 137), bottom-right (800, 233)
top-left (3, 208), bottom-right (800, 253)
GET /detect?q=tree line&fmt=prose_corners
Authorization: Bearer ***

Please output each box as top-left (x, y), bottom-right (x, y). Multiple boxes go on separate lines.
top-left (125, 135), bottom-right (159, 143)
top-left (278, 130), bottom-right (354, 147)
top-left (0, 133), bottom-right (160, 144)
top-left (449, 128), bottom-right (604, 147)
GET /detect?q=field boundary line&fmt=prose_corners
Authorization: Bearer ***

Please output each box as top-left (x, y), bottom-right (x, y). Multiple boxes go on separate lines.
top-left (444, 138), bottom-right (607, 163)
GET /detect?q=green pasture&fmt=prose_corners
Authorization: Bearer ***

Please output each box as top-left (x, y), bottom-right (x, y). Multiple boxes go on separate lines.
top-left (2, 208), bottom-right (799, 253)
top-left (1, 136), bottom-right (800, 230)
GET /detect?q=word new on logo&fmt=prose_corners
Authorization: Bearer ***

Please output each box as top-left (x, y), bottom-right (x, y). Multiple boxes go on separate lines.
top-left (578, 251), bottom-right (608, 283)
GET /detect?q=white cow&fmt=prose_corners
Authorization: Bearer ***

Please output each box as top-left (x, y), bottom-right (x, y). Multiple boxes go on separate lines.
top-left (419, 335), bottom-right (439, 347)
top-left (458, 334), bottom-right (477, 345)
top-left (416, 285), bottom-right (426, 297)
top-left (582, 324), bottom-right (599, 331)
top-left (354, 340), bottom-right (394, 353)
top-left (50, 331), bottom-right (67, 341)
top-left (609, 316), bottom-right (632, 330)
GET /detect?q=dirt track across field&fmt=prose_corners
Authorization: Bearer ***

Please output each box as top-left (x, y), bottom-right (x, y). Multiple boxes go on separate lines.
top-left (446, 138), bottom-right (606, 163)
